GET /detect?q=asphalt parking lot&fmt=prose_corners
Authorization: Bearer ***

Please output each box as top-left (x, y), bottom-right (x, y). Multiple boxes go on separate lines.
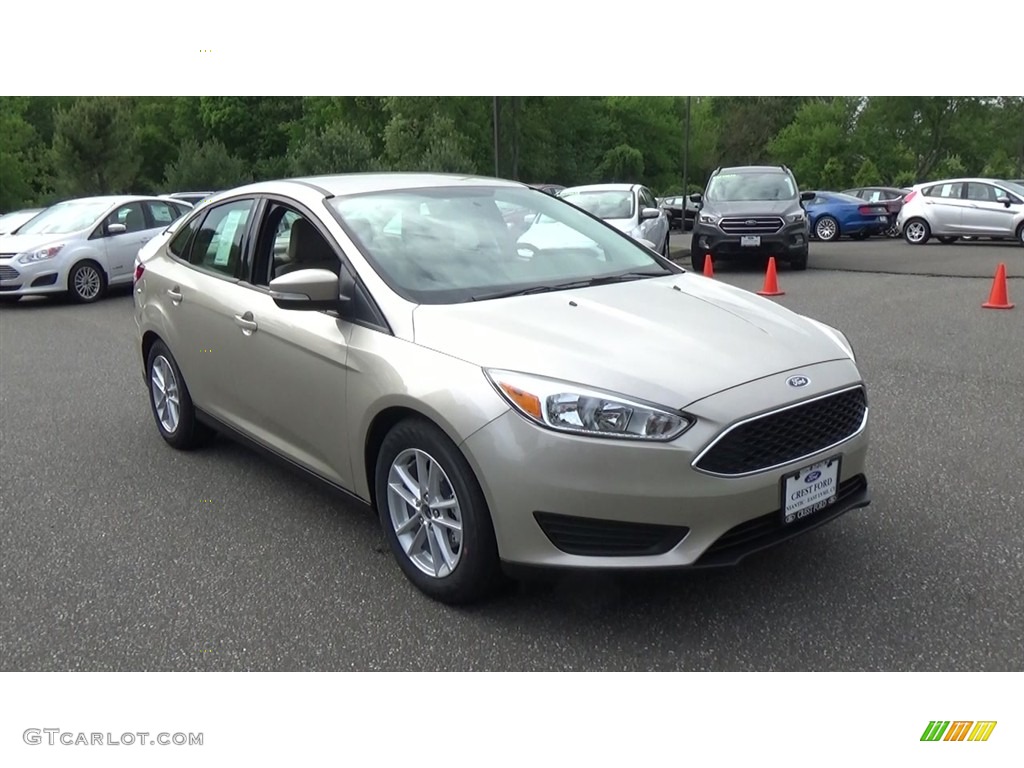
top-left (1, 239), bottom-right (1022, 671)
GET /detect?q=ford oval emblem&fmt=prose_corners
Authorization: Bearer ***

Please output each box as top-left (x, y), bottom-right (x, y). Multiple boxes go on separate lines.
top-left (804, 470), bottom-right (821, 483)
top-left (787, 375), bottom-right (810, 388)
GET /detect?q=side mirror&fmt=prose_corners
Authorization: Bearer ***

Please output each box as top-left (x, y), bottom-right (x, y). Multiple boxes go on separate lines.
top-left (640, 207), bottom-right (661, 221)
top-left (800, 191), bottom-right (815, 202)
top-left (995, 196), bottom-right (1011, 207)
top-left (269, 267), bottom-right (352, 311)
top-left (688, 193), bottom-right (703, 205)
top-left (107, 223), bottom-right (127, 235)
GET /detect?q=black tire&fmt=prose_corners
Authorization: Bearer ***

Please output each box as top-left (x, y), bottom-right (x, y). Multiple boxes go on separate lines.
top-left (661, 231), bottom-right (670, 259)
top-left (903, 218), bottom-right (930, 245)
top-left (145, 340), bottom-right (215, 450)
top-left (814, 215), bottom-right (840, 242)
top-left (690, 250), bottom-right (706, 273)
top-left (67, 260), bottom-right (107, 303)
top-left (1016, 223), bottom-right (1024, 246)
top-left (0, 295), bottom-right (20, 304)
top-left (937, 236), bottom-right (958, 244)
top-left (375, 417), bottom-right (503, 605)
top-left (851, 231), bottom-right (870, 241)
top-left (790, 249), bottom-right (809, 271)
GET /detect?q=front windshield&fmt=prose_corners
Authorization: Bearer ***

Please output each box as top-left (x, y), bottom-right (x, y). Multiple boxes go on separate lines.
top-left (705, 172), bottom-right (797, 202)
top-left (329, 186), bottom-right (672, 304)
top-left (0, 210), bottom-right (41, 233)
top-left (559, 189), bottom-right (635, 220)
top-left (15, 200), bottom-right (112, 235)
top-left (1000, 180), bottom-right (1024, 197)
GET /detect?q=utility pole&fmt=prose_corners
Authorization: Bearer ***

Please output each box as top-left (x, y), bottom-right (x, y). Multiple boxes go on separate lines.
top-left (682, 96), bottom-right (691, 196)
top-left (493, 97), bottom-right (500, 177)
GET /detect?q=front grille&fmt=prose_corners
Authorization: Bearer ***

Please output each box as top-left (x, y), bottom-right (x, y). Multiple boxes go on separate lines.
top-left (695, 474), bottom-right (868, 566)
top-left (694, 387), bottom-right (868, 476)
top-left (719, 216), bottom-right (784, 235)
top-left (534, 512), bottom-right (689, 557)
top-left (0, 265), bottom-right (19, 280)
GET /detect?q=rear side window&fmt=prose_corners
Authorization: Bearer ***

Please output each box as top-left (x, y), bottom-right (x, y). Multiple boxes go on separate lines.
top-left (146, 200), bottom-right (179, 227)
top-left (168, 215), bottom-right (201, 258)
top-left (923, 183), bottom-right (963, 199)
top-left (188, 199), bottom-right (255, 278)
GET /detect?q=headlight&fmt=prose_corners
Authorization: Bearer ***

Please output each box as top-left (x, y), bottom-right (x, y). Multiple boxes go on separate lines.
top-left (698, 213), bottom-right (719, 225)
top-left (788, 211), bottom-right (807, 223)
top-left (485, 369), bottom-right (693, 441)
top-left (17, 244), bottom-right (65, 264)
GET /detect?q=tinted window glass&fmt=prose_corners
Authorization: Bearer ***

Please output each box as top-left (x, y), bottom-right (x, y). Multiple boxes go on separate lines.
top-left (146, 200), bottom-right (179, 227)
top-left (105, 202), bottom-right (147, 234)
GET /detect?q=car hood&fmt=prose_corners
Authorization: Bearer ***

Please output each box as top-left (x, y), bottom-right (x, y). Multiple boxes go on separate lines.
top-left (412, 273), bottom-right (851, 408)
top-left (0, 233), bottom-right (76, 253)
top-left (703, 200), bottom-right (798, 217)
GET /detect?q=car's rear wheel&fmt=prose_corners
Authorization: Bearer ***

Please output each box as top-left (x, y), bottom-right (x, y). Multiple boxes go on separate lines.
top-left (814, 216), bottom-right (839, 242)
top-left (903, 218), bottom-right (930, 245)
top-left (375, 417), bottom-right (502, 605)
top-left (937, 236), bottom-right (958, 244)
top-left (146, 340), bottom-right (215, 450)
top-left (851, 231), bottom-right (869, 241)
top-left (68, 260), bottom-right (107, 303)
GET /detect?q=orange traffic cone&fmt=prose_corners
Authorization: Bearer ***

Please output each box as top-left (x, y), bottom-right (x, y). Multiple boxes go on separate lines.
top-left (757, 256), bottom-right (785, 296)
top-left (982, 263), bottom-right (1014, 309)
top-left (703, 254), bottom-right (714, 278)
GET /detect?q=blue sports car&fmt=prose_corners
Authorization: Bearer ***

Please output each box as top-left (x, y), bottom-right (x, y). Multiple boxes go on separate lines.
top-left (805, 191), bottom-right (892, 242)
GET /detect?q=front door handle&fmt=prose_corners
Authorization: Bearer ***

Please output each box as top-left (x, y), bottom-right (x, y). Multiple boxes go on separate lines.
top-left (167, 287), bottom-right (183, 303)
top-left (234, 312), bottom-right (258, 335)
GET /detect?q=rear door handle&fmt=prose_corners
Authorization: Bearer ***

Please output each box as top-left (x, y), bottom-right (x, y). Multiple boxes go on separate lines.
top-left (167, 287), bottom-right (183, 303)
top-left (234, 313), bottom-right (258, 335)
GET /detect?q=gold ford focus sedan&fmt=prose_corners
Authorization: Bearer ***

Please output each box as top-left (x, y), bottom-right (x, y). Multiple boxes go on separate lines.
top-left (133, 173), bottom-right (870, 604)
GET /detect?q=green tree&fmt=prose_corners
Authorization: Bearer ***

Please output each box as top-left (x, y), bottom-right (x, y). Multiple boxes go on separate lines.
top-left (381, 104), bottom-right (477, 173)
top-left (0, 98), bottom-right (44, 209)
top-left (852, 157), bottom-right (882, 187)
top-left (51, 97), bottom-right (141, 195)
top-left (287, 122), bottom-right (379, 175)
top-left (597, 144), bottom-right (645, 181)
top-left (768, 98), bottom-right (857, 188)
top-left (163, 139), bottom-right (252, 191)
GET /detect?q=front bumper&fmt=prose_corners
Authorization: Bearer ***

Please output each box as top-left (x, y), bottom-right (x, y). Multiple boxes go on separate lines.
top-left (692, 222), bottom-right (808, 259)
top-left (461, 359), bottom-right (870, 570)
top-left (0, 256), bottom-right (66, 296)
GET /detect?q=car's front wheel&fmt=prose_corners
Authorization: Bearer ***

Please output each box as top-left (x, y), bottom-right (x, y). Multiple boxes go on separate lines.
top-left (375, 417), bottom-right (502, 604)
top-left (903, 218), bottom-right (930, 245)
top-left (68, 260), bottom-right (107, 303)
top-left (790, 249), bottom-right (809, 271)
top-left (1016, 223), bottom-right (1024, 246)
top-left (814, 216), bottom-right (839, 242)
top-left (146, 340), bottom-right (215, 450)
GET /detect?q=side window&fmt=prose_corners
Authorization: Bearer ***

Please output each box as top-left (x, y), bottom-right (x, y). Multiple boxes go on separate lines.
top-left (145, 201), bottom-right (179, 228)
top-left (640, 188), bottom-right (656, 210)
top-left (105, 202), bottom-right (147, 235)
top-left (966, 183), bottom-right (996, 202)
top-left (168, 215), bottom-right (201, 258)
top-left (253, 203), bottom-right (339, 286)
top-left (866, 190), bottom-right (883, 202)
top-left (188, 199), bottom-right (255, 278)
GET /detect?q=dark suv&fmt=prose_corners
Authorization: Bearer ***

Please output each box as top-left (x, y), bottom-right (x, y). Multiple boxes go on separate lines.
top-left (689, 165), bottom-right (813, 271)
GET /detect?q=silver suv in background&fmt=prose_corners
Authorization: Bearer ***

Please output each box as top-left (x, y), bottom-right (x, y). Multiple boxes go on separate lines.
top-left (898, 178), bottom-right (1024, 245)
top-left (0, 195), bottom-right (192, 303)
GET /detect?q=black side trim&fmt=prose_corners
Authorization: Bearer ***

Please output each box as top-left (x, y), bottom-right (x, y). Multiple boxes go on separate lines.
top-left (534, 512), bottom-right (689, 557)
top-left (195, 408), bottom-right (372, 510)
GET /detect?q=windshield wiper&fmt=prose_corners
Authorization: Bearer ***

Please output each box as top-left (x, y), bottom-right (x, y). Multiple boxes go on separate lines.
top-left (469, 270), bottom-right (671, 301)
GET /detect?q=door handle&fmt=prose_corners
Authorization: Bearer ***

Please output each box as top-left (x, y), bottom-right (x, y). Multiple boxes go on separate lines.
top-left (234, 313), bottom-right (258, 335)
top-left (166, 287), bottom-right (183, 303)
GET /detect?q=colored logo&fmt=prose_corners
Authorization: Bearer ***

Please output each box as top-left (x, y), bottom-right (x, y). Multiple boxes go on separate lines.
top-left (804, 471), bottom-right (821, 483)
top-left (921, 721), bottom-right (997, 742)
top-left (787, 375), bottom-right (810, 388)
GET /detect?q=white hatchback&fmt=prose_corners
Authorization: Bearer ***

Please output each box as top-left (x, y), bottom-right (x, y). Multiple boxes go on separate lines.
top-left (898, 178), bottom-right (1024, 245)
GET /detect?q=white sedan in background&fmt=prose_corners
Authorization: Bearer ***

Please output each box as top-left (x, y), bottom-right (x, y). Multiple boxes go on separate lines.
top-left (558, 183), bottom-right (671, 257)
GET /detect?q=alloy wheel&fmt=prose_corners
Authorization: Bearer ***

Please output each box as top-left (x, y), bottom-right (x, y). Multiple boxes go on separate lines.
top-left (905, 221), bottom-right (928, 244)
top-left (73, 265), bottom-right (102, 300)
top-left (386, 448), bottom-right (464, 578)
top-left (150, 355), bottom-right (181, 433)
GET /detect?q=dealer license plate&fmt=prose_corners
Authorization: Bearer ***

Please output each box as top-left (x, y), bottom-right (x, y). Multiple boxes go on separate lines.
top-left (740, 235), bottom-right (761, 247)
top-left (781, 457), bottom-right (841, 525)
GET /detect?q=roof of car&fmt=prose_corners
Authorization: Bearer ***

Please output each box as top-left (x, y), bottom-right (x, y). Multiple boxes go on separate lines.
top-left (718, 165), bottom-right (788, 174)
top-left (223, 173), bottom-right (529, 200)
top-left (560, 183), bottom-right (638, 193)
top-left (52, 195), bottom-right (165, 206)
